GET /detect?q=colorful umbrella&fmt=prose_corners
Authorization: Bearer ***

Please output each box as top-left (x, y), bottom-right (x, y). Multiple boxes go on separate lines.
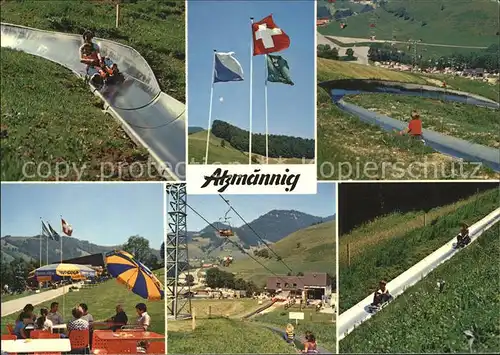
top-left (105, 250), bottom-right (164, 300)
top-left (34, 263), bottom-right (96, 282)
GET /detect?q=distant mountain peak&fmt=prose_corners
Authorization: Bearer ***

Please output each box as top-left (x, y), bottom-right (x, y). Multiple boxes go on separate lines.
top-left (189, 209), bottom-right (334, 257)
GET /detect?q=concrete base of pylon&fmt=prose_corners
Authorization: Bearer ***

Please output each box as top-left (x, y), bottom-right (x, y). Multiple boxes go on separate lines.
top-left (167, 313), bottom-right (192, 321)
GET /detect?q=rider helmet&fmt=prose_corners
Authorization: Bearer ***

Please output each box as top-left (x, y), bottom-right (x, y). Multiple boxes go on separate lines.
top-left (82, 30), bottom-right (94, 41)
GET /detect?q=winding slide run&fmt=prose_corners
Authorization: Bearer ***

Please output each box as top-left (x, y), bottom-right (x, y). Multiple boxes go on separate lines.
top-left (319, 79), bottom-right (500, 172)
top-left (338, 207), bottom-right (500, 341)
top-left (1, 23), bottom-right (185, 180)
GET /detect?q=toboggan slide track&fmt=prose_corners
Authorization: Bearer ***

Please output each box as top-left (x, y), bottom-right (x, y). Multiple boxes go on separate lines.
top-left (338, 206), bottom-right (500, 341)
top-left (1, 23), bottom-right (186, 180)
top-left (319, 79), bottom-right (500, 172)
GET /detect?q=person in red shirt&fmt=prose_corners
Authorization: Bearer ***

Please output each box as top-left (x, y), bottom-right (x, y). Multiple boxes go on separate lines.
top-left (399, 110), bottom-right (423, 139)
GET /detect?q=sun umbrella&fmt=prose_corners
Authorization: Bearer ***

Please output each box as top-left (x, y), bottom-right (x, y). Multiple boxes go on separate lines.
top-left (34, 263), bottom-right (96, 282)
top-left (105, 250), bottom-right (164, 300)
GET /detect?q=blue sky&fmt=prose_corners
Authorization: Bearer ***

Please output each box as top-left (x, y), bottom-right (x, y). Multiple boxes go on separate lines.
top-left (0, 183), bottom-right (164, 248)
top-left (188, 0), bottom-right (315, 139)
top-left (186, 183), bottom-right (335, 231)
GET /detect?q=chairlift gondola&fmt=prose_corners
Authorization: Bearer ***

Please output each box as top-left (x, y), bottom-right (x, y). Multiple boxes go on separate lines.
top-left (218, 208), bottom-right (234, 237)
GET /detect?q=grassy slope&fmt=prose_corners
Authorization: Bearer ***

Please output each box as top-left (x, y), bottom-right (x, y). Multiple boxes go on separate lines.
top-left (167, 299), bottom-right (263, 323)
top-left (340, 224), bottom-right (500, 353)
top-left (167, 299), bottom-right (295, 353)
top-left (345, 94), bottom-right (500, 148)
top-left (339, 190), bottom-right (495, 264)
top-left (189, 131), bottom-right (249, 164)
top-left (254, 306), bottom-right (336, 353)
top-left (167, 318), bottom-right (296, 354)
top-left (1, 49), bottom-right (153, 181)
top-left (1, 269), bottom-right (165, 334)
top-left (227, 221), bottom-right (336, 286)
top-left (189, 130), bottom-right (312, 164)
top-left (0, 0), bottom-right (184, 181)
top-left (316, 58), bottom-right (497, 180)
top-left (425, 74), bottom-right (500, 102)
top-left (319, 0), bottom-right (499, 48)
top-left (339, 188), bottom-right (499, 312)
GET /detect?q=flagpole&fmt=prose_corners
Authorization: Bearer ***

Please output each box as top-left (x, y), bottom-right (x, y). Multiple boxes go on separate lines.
top-left (60, 216), bottom-right (63, 264)
top-left (249, 17), bottom-right (254, 165)
top-left (205, 49), bottom-right (216, 165)
top-left (264, 54), bottom-right (269, 164)
top-left (39, 218), bottom-right (43, 267)
top-left (60, 215), bottom-right (64, 321)
top-left (46, 223), bottom-right (48, 265)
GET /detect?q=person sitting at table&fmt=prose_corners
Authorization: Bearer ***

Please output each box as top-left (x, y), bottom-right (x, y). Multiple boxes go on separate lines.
top-left (80, 303), bottom-right (94, 323)
top-left (14, 312), bottom-right (33, 339)
top-left (35, 307), bottom-right (53, 332)
top-left (18, 304), bottom-right (36, 323)
top-left (67, 306), bottom-right (90, 354)
top-left (106, 304), bottom-right (128, 331)
top-left (47, 301), bottom-right (63, 325)
top-left (67, 306), bottom-right (90, 332)
top-left (135, 303), bottom-right (150, 331)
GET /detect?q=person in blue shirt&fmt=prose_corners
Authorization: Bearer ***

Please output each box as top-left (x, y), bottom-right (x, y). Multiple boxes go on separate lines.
top-left (14, 312), bottom-right (33, 339)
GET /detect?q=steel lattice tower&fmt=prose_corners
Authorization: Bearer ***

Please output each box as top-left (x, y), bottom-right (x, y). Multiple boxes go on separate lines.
top-left (165, 183), bottom-right (192, 319)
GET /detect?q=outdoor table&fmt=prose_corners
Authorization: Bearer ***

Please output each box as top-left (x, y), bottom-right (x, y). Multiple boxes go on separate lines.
top-left (1, 338), bottom-right (71, 353)
top-left (94, 331), bottom-right (164, 341)
top-left (92, 322), bottom-right (126, 329)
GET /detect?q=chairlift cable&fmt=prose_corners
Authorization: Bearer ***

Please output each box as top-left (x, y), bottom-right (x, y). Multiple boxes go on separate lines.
top-left (218, 195), bottom-right (294, 274)
top-left (186, 202), bottom-right (297, 286)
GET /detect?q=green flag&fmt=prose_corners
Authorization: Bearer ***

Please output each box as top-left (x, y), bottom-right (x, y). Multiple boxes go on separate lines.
top-left (266, 54), bottom-right (294, 86)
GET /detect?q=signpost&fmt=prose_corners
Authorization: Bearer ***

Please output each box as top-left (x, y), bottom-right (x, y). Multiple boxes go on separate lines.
top-left (289, 311), bottom-right (304, 326)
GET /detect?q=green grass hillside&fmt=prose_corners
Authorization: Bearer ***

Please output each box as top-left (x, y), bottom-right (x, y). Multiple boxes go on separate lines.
top-left (319, 0), bottom-right (499, 48)
top-left (339, 190), bottom-right (495, 264)
top-left (1, 49), bottom-right (154, 181)
top-left (189, 131), bottom-right (249, 164)
top-left (345, 94), bottom-right (499, 148)
top-left (316, 58), bottom-right (498, 180)
top-left (254, 306), bottom-right (336, 353)
top-left (339, 188), bottom-right (499, 312)
top-left (168, 318), bottom-right (296, 354)
top-left (340, 224), bottom-right (500, 353)
top-left (1, 269), bottom-right (165, 334)
top-left (226, 220), bottom-right (336, 285)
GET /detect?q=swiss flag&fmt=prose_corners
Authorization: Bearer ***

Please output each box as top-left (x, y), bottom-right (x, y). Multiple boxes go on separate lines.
top-left (61, 218), bottom-right (73, 236)
top-left (252, 15), bottom-right (290, 56)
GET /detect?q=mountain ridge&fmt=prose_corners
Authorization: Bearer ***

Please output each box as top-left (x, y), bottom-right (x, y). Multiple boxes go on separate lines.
top-left (188, 209), bottom-right (335, 260)
top-left (1, 235), bottom-right (161, 263)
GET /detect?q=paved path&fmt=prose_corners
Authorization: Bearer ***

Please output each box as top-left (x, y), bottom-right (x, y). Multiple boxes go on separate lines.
top-left (1, 286), bottom-right (70, 317)
top-left (326, 35), bottom-right (488, 49)
top-left (317, 32), bottom-right (369, 65)
top-left (256, 323), bottom-right (333, 354)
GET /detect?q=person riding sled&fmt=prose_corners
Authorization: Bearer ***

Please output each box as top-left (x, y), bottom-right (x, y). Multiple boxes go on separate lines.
top-left (372, 280), bottom-right (392, 307)
top-left (456, 222), bottom-right (471, 248)
top-left (284, 323), bottom-right (295, 344)
top-left (302, 331), bottom-right (318, 353)
top-left (80, 31), bottom-right (103, 68)
top-left (399, 110), bottom-right (423, 140)
top-left (79, 30), bottom-right (119, 84)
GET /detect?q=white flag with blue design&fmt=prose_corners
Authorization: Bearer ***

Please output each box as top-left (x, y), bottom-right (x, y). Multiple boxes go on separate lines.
top-left (213, 52), bottom-right (244, 83)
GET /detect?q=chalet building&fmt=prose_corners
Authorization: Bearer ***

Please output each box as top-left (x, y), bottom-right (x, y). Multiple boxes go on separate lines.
top-left (266, 272), bottom-right (334, 300)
